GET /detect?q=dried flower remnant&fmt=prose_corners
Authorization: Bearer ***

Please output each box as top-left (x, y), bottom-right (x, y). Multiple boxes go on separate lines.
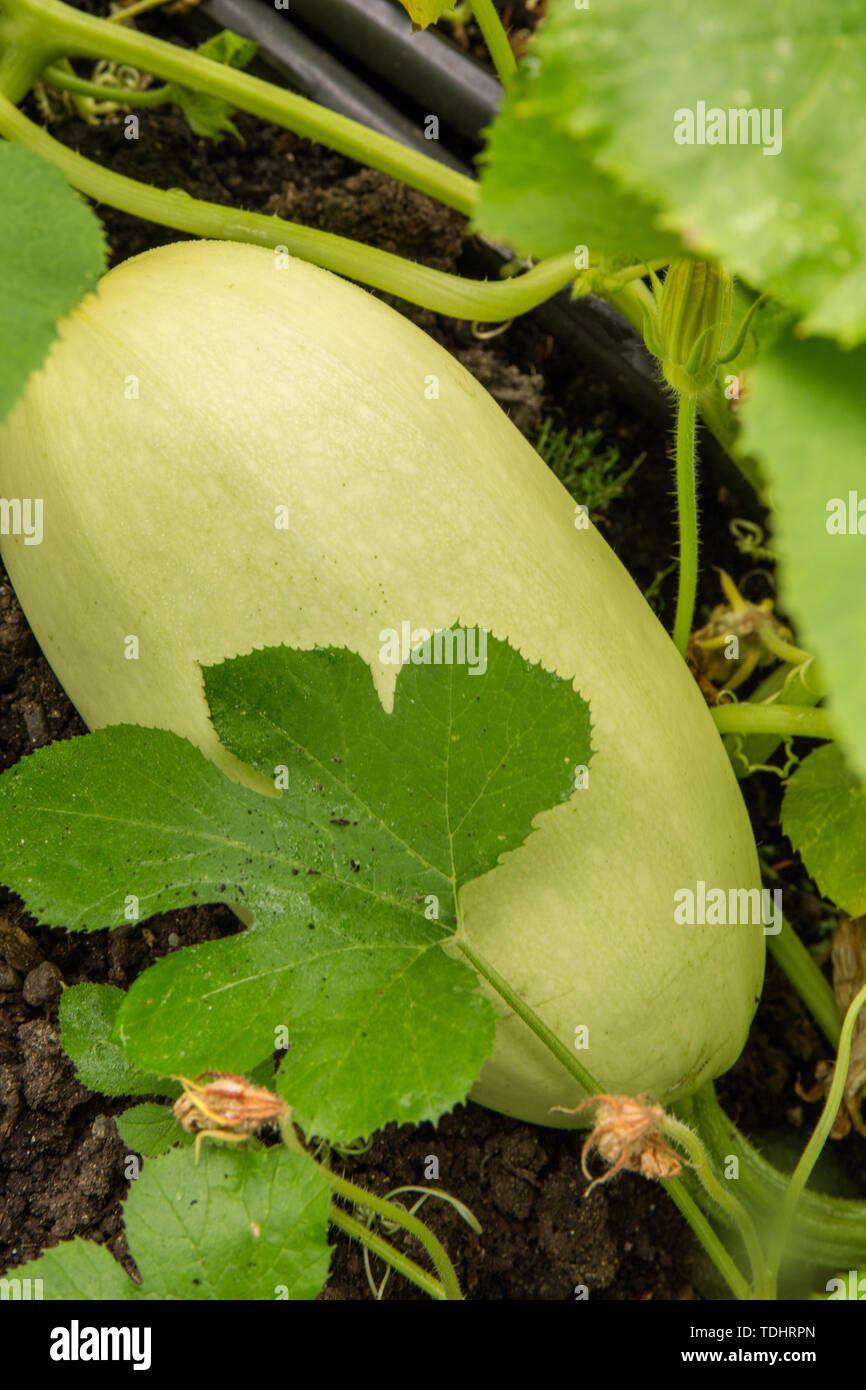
top-left (173, 1071), bottom-right (289, 1160)
top-left (554, 1093), bottom-right (686, 1193)
top-left (688, 568), bottom-right (794, 700)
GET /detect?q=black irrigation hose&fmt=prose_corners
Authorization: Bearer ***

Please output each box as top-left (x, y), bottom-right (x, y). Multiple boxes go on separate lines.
top-left (202, 0), bottom-right (470, 173)
top-left (196, 0), bottom-right (756, 506)
top-left (285, 0), bottom-right (503, 143)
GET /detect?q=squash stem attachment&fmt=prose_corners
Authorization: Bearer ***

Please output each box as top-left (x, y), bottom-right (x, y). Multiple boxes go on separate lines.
top-left (455, 935), bottom-right (603, 1097)
top-left (460, 929), bottom-right (866, 1296)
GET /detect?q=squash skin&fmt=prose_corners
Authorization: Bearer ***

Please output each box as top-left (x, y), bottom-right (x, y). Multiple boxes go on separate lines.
top-left (0, 241), bottom-right (764, 1126)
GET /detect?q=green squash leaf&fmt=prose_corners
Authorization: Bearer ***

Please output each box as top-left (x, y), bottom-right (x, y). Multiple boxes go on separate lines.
top-left (16, 1236), bottom-right (134, 1301)
top-left (59, 983), bottom-right (178, 1098)
top-left (165, 30), bottom-right (258, 144)
top-left (476, 96), bottom-right (681, 263)
top-left (116, 1102), bottom-right (192, 1157)
top-left (782, 743), bottom-right (866, 916)
top-left (739, 330), bottom-right (866, 772)
top-left (118, 926), bottom-right (493, 1144)
top-left (0, 143), bottom-right (105, 423)
top-left (477, 0), bottom-right (866, 343)
top-left (14, 1145), bottom-right (331, 1300)
top-left (0, 633), bottom-right (592, 1142)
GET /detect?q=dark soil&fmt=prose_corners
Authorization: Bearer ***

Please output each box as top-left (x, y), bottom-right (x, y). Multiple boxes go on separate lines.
top-left (2, 4), bottom-right (864, 1300)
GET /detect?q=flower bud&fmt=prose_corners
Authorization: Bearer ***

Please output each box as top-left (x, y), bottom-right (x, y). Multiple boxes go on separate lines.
top-left (657, 260), bottom-right (733, 394)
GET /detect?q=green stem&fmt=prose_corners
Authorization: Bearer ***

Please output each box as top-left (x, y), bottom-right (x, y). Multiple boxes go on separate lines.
top-left (324, 1169), bottom-right (463, 1301)
top-left (0, 17), bottom-right (60, 101)
top-left (0, 90), bottom-right (575, 319)
top-left (768, 918), bottom-right (840, 1048)
top-left (764, 981), bottom-right (866, 1295)
top-left (672, 391), bottom-right (699, 657)
top-left (109, 0), bottom-right (173, 22)
top-left (458, 936), bottom-right (761, 1295)
top-left (662, 1172), bottom-right (752, 1301)
top-left (455, 937), bottom-right (602, 1096)
top-left (683, 1084), bottom-right (866, 1268)
top-left (0, 0), bottom-right (769, 511)
top-left (1, 0), bottom-right (476, 214)
top-left (605, 279), bottom-right (654, 335)
top-left (469, 0), bottom-right (516, 83)
top-left (711, 703), bottom-right (837, 742)
top-left (723, 661), bottom-right (823, 775)
top-left (328, 1205), bottom-right (447, 1301)
top-left (759, 625), bottom-right (813, 668)
top-left (696, 381), bottom-right (756, 481)
top-left (457, 929), bottom-right (786, 1296)
top-left (457, 933), bottom-right (810, 1295)
top-left (663, 1115), bottom-right (768, 1297)
top-left (42, 56), bottom-right (95, 120)
top-left (41, 60), bottom-right (171, 105)
top-left (281, 1117), bottom-right (462, 1299)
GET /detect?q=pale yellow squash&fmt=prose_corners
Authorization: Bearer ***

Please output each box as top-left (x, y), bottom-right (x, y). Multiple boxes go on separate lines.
top-left (0, 241), bottom-right (764, 1125)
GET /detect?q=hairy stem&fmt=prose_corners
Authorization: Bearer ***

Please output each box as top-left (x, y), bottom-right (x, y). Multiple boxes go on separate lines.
top-left (672, 391), bottom-right (699, 657)
top-left (663, 1115), bottom-right (768, 1296)
top-left (662, 1171), bottom-right (752, 1301)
